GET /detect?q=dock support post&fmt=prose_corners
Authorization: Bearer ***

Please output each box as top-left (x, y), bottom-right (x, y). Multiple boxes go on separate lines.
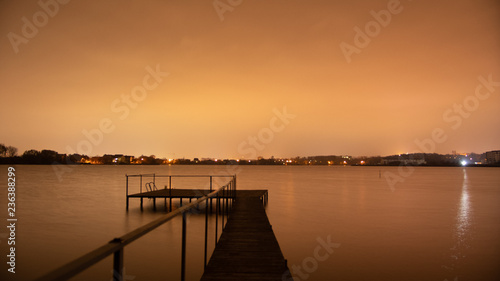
top-left (210, 176), bottom-right (213, 213)
top-left (215, 193), bottom-right (219, 245)
top-left (204, 199), bottom-right (208, 269)
top-left (140, 197), bottom-right (143, 210)
top-left (169, 177), bottom-right (172, 212)
top-left (222, 189), bottom-right (225, 229)
top-left (153, 198), bottom-right (156, 211)
top-left (113, 248), bottom-right (124, 281)
top-left (181, 211), bottom-right (187, 281)
top-left (125, 175), bottom-right (129, 211)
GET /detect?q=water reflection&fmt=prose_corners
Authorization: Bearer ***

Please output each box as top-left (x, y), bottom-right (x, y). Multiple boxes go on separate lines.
top-left (448, 168), bottom-right (472, 273)
top-left (456, 169), bottom-right (471, 242)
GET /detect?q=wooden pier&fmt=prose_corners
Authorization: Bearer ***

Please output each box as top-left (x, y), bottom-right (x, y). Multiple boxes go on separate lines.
top-left (129, 188), bottom-right (290, 280)
top-left (35, 175), bottom-right (290, 281)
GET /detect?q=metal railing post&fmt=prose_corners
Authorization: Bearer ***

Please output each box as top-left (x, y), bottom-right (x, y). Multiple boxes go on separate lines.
top-left (225, 185), bottom-right (229, 219)
top-left (204, 198), bottom-right (209, 269)
top-left (210, 176), bottom-right (213, 213)
top-left (181, 211), bottom-right (187, 281)
top-left (222, 187), bottom-right (225, 228)
top-left (215, 193), bottom-right (219, 245)
top-left (126, 175), bottom-right (129, 210)
top-left (113, 248), bottom-right (124, 281)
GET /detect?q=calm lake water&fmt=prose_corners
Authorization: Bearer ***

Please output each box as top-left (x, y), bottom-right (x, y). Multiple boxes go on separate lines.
top-left (0, 165), bottom-right (499, 281)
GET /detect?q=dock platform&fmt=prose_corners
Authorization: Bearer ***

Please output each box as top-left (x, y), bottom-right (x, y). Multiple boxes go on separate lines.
top-left (127, 189), bottom-right (269, 210)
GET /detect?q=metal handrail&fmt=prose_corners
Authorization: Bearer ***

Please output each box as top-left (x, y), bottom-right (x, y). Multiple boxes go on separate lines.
top-left (34, 176), bottom-right (236, 281)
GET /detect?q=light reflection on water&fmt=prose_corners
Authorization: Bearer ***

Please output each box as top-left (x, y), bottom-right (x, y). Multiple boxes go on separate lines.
top-left (449, 169), bottom-right (472, 269)
top-left (457, 168), bottom-right (471, 243)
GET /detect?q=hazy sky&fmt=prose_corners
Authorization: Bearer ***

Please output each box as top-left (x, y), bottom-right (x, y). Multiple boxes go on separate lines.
top-left (1, 0), bottom-right (499, 159)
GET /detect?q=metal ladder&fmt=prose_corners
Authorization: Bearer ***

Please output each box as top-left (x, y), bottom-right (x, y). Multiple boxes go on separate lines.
top-left (145, 182), bottom-right (158, 192)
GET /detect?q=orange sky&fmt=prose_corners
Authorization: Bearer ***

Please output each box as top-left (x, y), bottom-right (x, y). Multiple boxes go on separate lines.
top-left (1, 0), bottom-right (499, 159)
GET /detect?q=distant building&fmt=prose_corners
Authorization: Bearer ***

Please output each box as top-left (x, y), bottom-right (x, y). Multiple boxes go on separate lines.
top-left (102, 154), bottom-right (133, 164)
top-left (90, 156), bottom-right (103, 164)
top-left (485, 150), bottom-right (500, 164)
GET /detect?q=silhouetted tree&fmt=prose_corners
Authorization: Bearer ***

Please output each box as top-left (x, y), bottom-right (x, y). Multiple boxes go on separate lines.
top-left (6, 146), bottom-right (18, 157)
top-left (40, 150), bottom-right (58, 164)
top-left (22, 149), bottom-right (41, 164)
top-left (0, 144), bottom-right (6, 157)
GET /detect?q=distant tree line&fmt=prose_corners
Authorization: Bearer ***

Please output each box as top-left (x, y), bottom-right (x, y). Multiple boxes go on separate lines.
top-left (0, 144), bottom-right (69, 164)
top-left (0, 143), bottom-right (497, 166)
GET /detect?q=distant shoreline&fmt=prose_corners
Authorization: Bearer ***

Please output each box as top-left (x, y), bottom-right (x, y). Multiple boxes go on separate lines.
top-left (1, 162), bottom-right (498, 167)
top-left (1, 148), bottom-right (499, 166)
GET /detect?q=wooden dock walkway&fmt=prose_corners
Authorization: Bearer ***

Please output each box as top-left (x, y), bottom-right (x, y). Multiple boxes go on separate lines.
top-left (201, 191), bottom-right (291, 281)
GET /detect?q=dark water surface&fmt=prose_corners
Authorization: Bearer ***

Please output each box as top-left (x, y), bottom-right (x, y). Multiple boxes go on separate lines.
top-left (0, 165), bottom-right (499, 281)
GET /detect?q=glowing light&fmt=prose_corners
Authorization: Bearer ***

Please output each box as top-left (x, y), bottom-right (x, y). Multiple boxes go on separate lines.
top-left (360, 160), bottom-right (365, 165)
top-left (461, 160), bottom-right (467, 166)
